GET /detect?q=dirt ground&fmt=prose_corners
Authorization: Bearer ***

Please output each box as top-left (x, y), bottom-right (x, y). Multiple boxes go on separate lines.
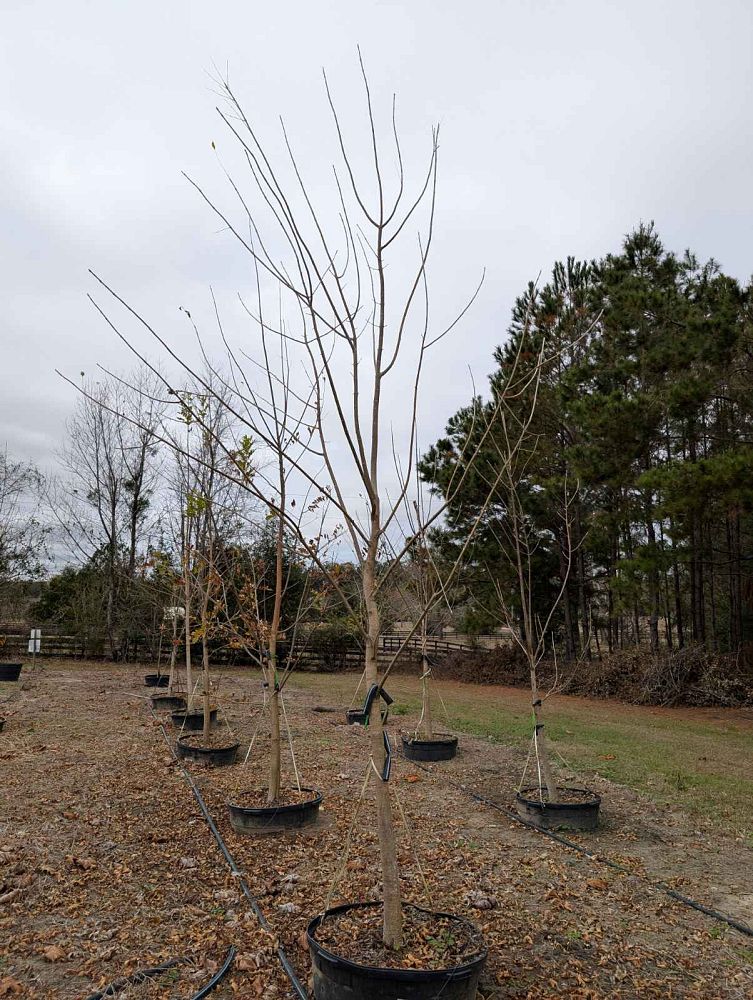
top-left (1, 662), bottom-right (752, 999)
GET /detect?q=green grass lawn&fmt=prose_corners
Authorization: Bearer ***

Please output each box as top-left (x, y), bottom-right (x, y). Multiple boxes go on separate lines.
top-left (289, 671), bottom-right (753, 837)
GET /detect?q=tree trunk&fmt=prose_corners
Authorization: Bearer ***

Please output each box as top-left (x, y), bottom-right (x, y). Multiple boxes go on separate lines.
top-left (267, 677), bottom-right (281, 802)
top-left (202, 633), bottom-right (211, 742)
top-left (574, 504), bottom-right (591, 659)
top-left (267, 502), bottom-right (286, 804)
top-left (707, 519), bottom-right (719, 652)
top-left (420, 651), bottom-right (433, 739)
top-left (645, 495), bottom-right (660, 653)
top-left (183, 545), bottom-right (193, 710)
top-left (529, 662), bottom-right (557, 801)
top-left (670, 524), bottom-right (685, 648)
top-left (687, 433), bottom-right (706, 645)
top-left (728, 507), bottom-right (743, 651)
top-left (167, 607), bottom-right (178, 694)
top-left (363, 546), bottom-right (402, 949)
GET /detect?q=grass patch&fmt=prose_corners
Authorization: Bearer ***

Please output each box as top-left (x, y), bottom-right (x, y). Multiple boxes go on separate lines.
top-left (290, 671), bottom-right (753, 834)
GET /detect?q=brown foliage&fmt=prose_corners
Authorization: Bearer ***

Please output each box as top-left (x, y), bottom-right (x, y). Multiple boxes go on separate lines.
top-left (428, 644), bottom-right (753, 707)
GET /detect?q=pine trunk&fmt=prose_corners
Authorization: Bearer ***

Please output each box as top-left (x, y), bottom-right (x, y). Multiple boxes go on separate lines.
top-left (645, 493), bottom-right (660, 653)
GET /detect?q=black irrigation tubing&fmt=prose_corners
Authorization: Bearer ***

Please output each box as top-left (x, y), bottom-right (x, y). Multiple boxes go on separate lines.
top-left (150, 707), bottom-right (309, 999)
top-left (83, 957), bottom-right (183, 1000)
top-left (398, 750), bottom-right (753, 940)
top-left (84, 947), bottom-right (236, 1000)
top-left (192, 945), bottom-right (238, 1000)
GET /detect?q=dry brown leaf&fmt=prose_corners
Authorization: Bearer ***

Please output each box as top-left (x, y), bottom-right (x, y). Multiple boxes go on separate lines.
top-left (42, 945), bottom-right (66, 962)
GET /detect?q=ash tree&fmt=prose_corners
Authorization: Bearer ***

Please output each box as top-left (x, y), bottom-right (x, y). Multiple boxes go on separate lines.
top-left (87, 61), bottom-right (549, 949)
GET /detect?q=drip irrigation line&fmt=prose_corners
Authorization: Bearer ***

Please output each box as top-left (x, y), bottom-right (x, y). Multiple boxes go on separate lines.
top-left (398, 751), bottom-right (753, 940)
top-left (193, 945), bottom-right (238, 999)
top-left (83, 957), bottom-right (183, 1000)
top-left (151, 707), bottom-right (308, 999)
top-left (84, 948), bottom-right (235, 1000)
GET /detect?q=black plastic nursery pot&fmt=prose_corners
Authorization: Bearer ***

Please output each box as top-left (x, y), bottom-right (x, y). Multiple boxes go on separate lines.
top-left (227, 788), bottom-right (323, 835)
top-left (307, 902), bottom-right (487, 1000)
top-left (402, 733), bottom-right (458, 762)
top-left (515, 786), bottom-right (601, 832)
top-left (0, 663), bottom-right (22, 682)
top-left (175, 735), bottom-right (239, 767)
top-left (144, 673), bottom-right (169, 688)
top-left (170, 708), bottom-right (218, 731)
top-left (151, 693), bottom-right (187, 711)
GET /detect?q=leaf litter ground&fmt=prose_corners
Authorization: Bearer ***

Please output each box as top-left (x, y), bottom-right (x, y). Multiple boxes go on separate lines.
top-left (1, 662), bottom-right (752, 998)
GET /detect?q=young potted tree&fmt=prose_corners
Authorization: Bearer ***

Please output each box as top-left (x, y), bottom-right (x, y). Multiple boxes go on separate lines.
top-left (216, 298), bottom-right (332, 832)
top-left (503, 479), bottom-right (601, 831)
top-left (422, 329), bottom-right (601, 832)
top-left (190, 69), bottom-right (491, 998)
top-left (150, 595), bottom-right (187, 711)
top-left (87, 63), bottom-right (553, 998)
top-left (224, 518), bottom-right (326, 833)
top-left (171, 390), bottom-right (240, 767)
top-left (399, 510), bottom-right (458, 763)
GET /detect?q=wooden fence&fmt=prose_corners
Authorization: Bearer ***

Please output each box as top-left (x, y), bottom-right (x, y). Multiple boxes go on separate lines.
top-left (0, 623), bottom-right (483, 672)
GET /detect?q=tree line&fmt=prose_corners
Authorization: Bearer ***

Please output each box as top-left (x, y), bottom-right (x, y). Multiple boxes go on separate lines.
top-left (420, 223), bottom-right (753, 661)
top-left (2, 223), bottom-right (751, 668)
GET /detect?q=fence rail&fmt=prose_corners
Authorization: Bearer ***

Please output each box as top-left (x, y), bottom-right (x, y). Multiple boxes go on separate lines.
top-left (0, 623), bottom-right (490, 671)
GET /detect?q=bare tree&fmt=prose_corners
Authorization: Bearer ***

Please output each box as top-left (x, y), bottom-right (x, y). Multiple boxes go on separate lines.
top-left (172, 382), bottom-right (248, 732)
top-left (0, 451), bottom-right (46, 619)
top-left (484, 402), bottom-right (579, 803)
top-left (86, 63), bottom-right (551, 950)
top-left (53, 371), bottom-right (164, 658)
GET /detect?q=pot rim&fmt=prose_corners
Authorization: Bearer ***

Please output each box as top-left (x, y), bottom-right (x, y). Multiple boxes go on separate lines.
top-left (307, 900), bottom-right (487, 980)
top-left (516, 785), bottom-right (601, 809)
top-left (227, 787), bottom-right (323, 816)
top-left (176, 734), bottom-right (240, 753)
top-left (401, 732), bottom-right (458, 746)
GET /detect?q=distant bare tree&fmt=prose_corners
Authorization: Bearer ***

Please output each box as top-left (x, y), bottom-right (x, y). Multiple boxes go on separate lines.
top-left (0, 451), bottom-right (46, 618)
top-left (54, 369), bottom-right (165, 657)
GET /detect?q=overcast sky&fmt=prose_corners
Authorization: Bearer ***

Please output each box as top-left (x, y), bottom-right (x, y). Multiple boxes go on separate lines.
top-left (2, 0), bottom-right (752, 480)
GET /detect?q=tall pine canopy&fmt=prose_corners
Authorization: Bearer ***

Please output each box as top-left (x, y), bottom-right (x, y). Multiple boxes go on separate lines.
top-left (420, 224), bottom-right (752, 660)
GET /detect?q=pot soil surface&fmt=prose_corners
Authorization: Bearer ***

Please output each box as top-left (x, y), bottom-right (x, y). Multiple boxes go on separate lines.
top-left (232, 787), bottom-right (317, 808)
top-left (178, 733), bottom-right (239, 751)
top-left (314, 902), bottom-right (484, 971)
top-left (523, 787), bottom-right (597, 805)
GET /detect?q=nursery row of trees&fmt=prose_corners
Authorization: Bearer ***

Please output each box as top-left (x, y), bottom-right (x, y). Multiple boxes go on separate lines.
top-left (421, 224), bottom-right (753, 659)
